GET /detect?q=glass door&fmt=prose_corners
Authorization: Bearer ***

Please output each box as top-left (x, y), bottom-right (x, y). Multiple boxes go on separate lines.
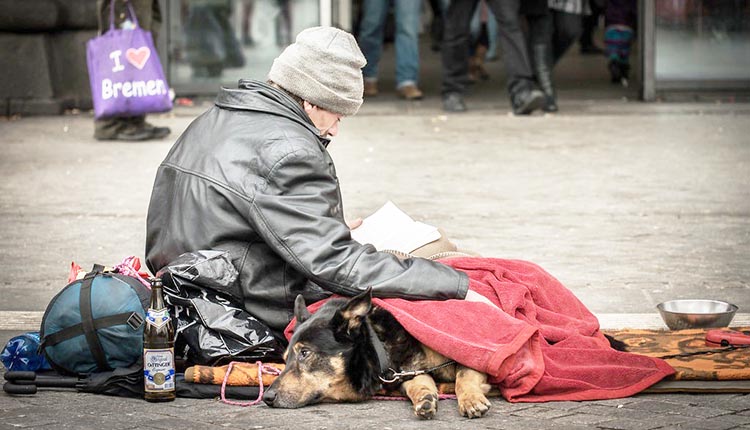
top-left (166, 0), bottom-right (329, 94)
top-left (641, 0), bottom-right (750, 100)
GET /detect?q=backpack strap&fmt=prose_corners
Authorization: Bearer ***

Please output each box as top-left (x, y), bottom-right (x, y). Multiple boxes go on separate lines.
top-left (80, 265), bottom-right (111, 371)
top-left (41, 312), bottom-right (144, 348)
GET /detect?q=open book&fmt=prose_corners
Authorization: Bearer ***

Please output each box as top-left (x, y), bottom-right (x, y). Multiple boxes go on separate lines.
top-left (350, 201), bottom-right (441, 254)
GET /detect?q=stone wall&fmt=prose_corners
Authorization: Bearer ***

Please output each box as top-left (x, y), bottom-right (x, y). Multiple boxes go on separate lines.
top-left (0, 0), bottom-right (98, 116)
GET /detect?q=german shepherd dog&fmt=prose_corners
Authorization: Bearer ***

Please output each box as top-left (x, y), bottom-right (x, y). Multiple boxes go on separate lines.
top-left (262, 289), bottom-right (492, 419)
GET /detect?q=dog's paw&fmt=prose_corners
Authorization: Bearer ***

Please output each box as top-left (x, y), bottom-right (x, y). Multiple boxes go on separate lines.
top-left (414, 393), bottom-right (438, 420)
top-left (458, 392), bottom-right (491, 418)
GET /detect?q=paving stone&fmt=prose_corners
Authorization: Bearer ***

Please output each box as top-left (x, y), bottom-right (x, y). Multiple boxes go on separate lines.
top-left (577, 404), bottom-right (658, 419)
top-left (148, 417), bottom-right (226, 430)
top-left (551, 412), bottom-right (616, 427)
top-left (622, 399), bottom-right (703, 416)
top-left (659, 417), bottom-right (750, 430)
top-left (694, 414), bottom-right (750, 429)
top-left (491, 400), bottom-right (537, 414)
top-left (509, 405), bottom-right (576, 419)
top-left (0, 406), bottom-right (59, 428)
top-left (591, 398), bottom-right (640, 408)
top-left (678, 406), bottom-right (738, 419)
top-left (0, 395), bottom-right (31, 409)
top-left (596, 414), bottom-right (692, 430)
top-left (635, 399), bottom-right (739, 419)
top-left (703, 395), bottom-right (750, 413)
top-left (535, 401), bottom-right (588, 411)
top-left (493, 415), bottom-right (592, 430)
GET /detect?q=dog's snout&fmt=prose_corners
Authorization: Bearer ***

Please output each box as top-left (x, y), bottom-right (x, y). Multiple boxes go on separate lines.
top-left (262, 386), bottom-right (278, 407)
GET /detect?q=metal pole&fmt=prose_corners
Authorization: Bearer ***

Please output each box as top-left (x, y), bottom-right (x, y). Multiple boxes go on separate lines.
top-left (336, 0), bottom-right (352, 31)
top-left (320, 0), bottom-right (332, 27)
top-left (640, 0), bottom-right (656, 101)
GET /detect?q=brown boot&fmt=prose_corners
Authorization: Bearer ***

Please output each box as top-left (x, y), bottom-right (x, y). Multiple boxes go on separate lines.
top-left (473, 44), bottom-right (490, 81)
top-left (364, 80), bottom-right (378, 97)
top-left (397, 84), bottom-right (423, 100)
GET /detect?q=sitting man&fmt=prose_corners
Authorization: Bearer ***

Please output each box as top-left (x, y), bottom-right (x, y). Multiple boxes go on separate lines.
top-left (145, 27), bottom-right (482, 342)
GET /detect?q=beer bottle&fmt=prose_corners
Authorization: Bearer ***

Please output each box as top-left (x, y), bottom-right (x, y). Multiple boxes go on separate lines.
top-left (143, 277), bottom-right (176, 402)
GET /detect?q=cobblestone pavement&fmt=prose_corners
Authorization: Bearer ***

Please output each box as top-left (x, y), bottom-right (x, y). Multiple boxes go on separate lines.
top-left (0, 377), bottom-right (749, 430)
top-left (1, 85), bottom-right (749, 427)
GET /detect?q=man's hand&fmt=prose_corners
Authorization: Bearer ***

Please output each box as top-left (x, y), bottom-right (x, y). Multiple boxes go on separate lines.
top-left (346, 218), bottom-right (363, 230)
top-left (464, 289), bottom-right (498, 309)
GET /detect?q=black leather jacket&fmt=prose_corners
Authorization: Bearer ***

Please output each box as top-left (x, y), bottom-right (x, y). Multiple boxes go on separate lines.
top-left (145, 80), bottom-right (468, 339)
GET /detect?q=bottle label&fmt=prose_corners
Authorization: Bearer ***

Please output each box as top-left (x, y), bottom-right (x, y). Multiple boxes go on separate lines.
top-left (143, 348), bottom-right (175, 392)
top-left (146, 308), bottom-right (170, 329)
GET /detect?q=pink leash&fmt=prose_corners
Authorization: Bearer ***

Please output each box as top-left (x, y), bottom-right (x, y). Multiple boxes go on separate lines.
top-left (219, 361), bottom-right (282, 406)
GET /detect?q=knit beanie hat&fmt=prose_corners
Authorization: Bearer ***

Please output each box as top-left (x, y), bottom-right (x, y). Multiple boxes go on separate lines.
top-left (268, 27), bottom-right (366, 116)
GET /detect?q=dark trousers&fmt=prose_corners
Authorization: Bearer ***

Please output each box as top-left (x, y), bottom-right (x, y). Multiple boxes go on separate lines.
top-left (605, 0), bottom-right (637, 28)
top-left (94, 0), bottom-right (162, 138)
top-left (97, 0), bottom-right (161, 37)
top-left (527, 10), bottom-right (582, 65)
top-left (551, 10), bottom-right (583, 64)
top-left (581, 0), bottom-right (605, 47)
top-left (442, 0), bottom-right (535, 96)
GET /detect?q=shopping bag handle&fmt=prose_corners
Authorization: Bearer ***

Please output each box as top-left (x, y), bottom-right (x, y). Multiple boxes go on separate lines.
top-left (109, 0), bottom-right (140, 32)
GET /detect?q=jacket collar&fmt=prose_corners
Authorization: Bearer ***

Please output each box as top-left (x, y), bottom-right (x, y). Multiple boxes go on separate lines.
top-left (214, 79), bottom-right (331, 147)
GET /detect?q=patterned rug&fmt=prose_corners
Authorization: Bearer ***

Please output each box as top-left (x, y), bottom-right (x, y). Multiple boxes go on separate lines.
top-left (602, 327), bottom-right (750, 381)
top-left (603, 327), bottom-right (750, 393)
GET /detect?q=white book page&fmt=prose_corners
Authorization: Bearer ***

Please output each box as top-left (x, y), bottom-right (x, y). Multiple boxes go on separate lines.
top-left (350, 201), bottom-right (442, 253)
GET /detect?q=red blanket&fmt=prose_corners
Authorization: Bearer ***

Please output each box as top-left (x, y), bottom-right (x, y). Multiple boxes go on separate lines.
top-left (286, 257), bottom-right (675, 402)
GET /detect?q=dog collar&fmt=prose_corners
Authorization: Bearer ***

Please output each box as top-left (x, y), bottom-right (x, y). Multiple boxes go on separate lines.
top-left (366, 323), bottom-right (391, 377)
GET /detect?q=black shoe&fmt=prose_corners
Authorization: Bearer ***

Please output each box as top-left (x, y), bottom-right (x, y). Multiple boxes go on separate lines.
top-left (442, 92), bottom-right (467, 113)
top-left (531, 44), bottom-right (558, 113)
top-left (511, 88), bottom-right (546, 115)
top-left (143, 122), bottom-right (171, 139)
top-left (543, 95), bottom-right (559, 113)
top-left (95, 123), bottom-right (170, 141)
top-left (95, 127), bottom-right (154, 141)
top-left (608, 60), bottom-right (630, 87)
top-left (608, 60), bottom-right (622, 83)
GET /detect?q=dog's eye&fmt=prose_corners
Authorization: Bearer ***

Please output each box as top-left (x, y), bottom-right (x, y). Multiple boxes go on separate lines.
top-left (298, 348), bottom-right (312, 360)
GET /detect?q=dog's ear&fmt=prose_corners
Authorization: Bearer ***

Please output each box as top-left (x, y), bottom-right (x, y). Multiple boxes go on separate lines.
top-left (334, 288), bottom-right (373, 337)
top-left (294, 294), bottom-right (312, 324)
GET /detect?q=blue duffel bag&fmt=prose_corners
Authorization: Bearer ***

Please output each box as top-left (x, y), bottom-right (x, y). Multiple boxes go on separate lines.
top-left (39, 265), bottom-right (150, 375)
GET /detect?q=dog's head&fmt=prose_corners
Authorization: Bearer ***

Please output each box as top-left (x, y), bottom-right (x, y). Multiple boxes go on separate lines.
top-left (263, 289), bottom-right (385, 408)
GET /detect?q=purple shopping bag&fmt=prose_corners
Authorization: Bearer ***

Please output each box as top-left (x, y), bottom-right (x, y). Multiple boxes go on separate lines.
top-left (87, 1), bottom-right (172, 119)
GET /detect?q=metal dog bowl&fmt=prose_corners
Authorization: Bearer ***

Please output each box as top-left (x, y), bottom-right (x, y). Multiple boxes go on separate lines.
top-left (657, 299), bottom-right (738, 330)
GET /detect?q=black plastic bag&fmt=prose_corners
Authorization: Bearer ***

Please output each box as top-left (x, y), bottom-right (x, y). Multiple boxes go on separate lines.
top-left (157, 250), bottom-right (283, 366)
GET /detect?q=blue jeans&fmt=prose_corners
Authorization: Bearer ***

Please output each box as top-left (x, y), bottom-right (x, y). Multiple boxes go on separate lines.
top-left (358, 0), bottom-right (422, 88)
top-left (470, 3), bottom-right (498, 60)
